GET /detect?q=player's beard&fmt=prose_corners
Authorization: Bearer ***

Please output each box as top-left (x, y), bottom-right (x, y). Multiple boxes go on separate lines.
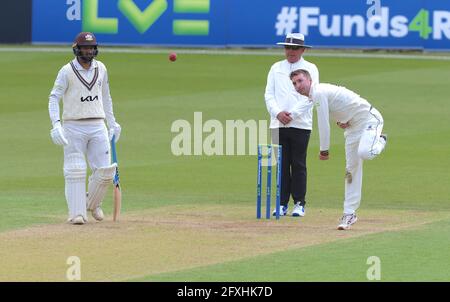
top-left (79, 54), bottom-right (94, 63)
top-left (78, 48), bottom-right (96, 63)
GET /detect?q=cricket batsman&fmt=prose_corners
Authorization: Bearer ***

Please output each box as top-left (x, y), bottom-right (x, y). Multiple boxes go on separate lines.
top-left (290, 69), bottom-right (387, 230)
top-left (48, 32), bottom-right (122, 225)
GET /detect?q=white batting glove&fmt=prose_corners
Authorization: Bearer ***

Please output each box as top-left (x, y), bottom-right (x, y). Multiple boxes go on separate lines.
top-left (109, 122), bottom-right (121, 143)
top-left (50, 121), bottom-right (68, 146)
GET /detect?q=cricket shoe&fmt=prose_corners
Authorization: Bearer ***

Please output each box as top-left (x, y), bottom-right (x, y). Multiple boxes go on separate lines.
top-left (91, 207), bottom-right (104, 221)
top-left (272, 205), bottom-right (288, 216)
top-left (337, 213), bottom-right (358, 230)
top-left (69, 215), bottom-right (87, 225)
top-left (292, 202), bottom-right (305, 217)
top-left (380, 133), bottom-right (388, 147)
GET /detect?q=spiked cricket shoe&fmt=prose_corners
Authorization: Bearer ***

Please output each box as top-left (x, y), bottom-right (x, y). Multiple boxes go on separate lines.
top-left (337, 213), bottom-right (358, 230)
top-left (69, 215), bottom-right (86, 225)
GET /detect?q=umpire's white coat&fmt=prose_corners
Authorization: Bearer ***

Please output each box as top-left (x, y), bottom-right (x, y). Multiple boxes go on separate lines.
top-left (265, 57), bottom-right (319, 130)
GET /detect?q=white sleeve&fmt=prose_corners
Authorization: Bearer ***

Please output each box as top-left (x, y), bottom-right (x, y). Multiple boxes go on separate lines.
top-left (315, 92), bottom-right (330, 151)
top-left (264, 66), bottom-right (282, 118)
top-left (101, 68), bottom-right (117, 128)
top-left (312, 64), bottom-right (320, 84)
top-left (48, 68), bottom-right (67, 126)
top-left (291, 98), bottom-right (313, 120)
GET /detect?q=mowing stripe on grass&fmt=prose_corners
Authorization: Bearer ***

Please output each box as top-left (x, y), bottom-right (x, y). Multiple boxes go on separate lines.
top-left (136, 217), bottom-right (450, 282)
top-left (1, 47), bottom-right (450, 61)
top-left (1, 205), bottom-right (448, 281)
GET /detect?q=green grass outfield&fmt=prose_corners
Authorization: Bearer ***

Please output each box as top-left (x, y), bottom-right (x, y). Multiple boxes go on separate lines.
top-left (0, 47), bottom-right (449, 281)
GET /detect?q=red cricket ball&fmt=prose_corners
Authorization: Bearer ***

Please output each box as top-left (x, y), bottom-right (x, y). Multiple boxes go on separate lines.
top-left (169, 52), bottom-right (177, 62)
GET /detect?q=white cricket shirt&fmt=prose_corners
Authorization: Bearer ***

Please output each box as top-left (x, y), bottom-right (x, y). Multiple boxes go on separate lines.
top-left (264, 57), bottom-right (319, 129)
top-left (309, 83), bottom-right (372, 151)
top-left (48, 58), bottom-right (117, 127)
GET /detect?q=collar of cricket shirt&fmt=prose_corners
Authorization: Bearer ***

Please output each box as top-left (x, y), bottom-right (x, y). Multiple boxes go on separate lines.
top-left (309, 82), bottom-right (318, 101)
top-left (70, 59), bottom-right (99, 91)
top-left (72, 58), bottom-right (98, 71)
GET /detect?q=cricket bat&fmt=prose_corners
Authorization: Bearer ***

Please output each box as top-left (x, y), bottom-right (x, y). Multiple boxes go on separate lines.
top-left (111, 135), bottom-right (121, 222)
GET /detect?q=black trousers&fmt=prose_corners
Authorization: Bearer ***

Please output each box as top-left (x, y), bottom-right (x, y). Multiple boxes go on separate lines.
top-left (272, 128), bottom-right (311, 206)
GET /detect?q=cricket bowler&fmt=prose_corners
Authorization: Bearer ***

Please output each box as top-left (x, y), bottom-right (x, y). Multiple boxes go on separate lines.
top-left (290, 69), bottom-right (387, 230)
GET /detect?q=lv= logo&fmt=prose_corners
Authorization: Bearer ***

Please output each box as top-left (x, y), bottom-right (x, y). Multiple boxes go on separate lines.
top-left (71, 0), bottom-right (210, 35)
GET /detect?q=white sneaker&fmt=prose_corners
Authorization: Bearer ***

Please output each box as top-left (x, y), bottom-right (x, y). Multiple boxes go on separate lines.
top-left (272, 205), bottom-right (288, 216)
top-left (91, 207), bottom-right (104, 221)
top-left (337, 213), bottom-right (358, 230)
top-left (292, 202), bottom-right (305, 217)
top-left (69, 215), bottom-right (86, 225)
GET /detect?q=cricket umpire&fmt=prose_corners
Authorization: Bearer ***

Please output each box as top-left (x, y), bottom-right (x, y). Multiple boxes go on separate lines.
top-left (264, 33), bottom-right (319, 217)
top-left (48, 32), bottom-right (121, 224)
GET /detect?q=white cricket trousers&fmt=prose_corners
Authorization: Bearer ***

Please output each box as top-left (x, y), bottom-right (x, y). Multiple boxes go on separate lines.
top-left (63, 119), bottom-right (110, 220)
top-left (343, 107), bottom-right (386, 215)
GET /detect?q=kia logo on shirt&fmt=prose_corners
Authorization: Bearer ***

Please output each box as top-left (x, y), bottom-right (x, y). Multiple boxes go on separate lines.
top-left (81, 96), bottom-right (98, 102)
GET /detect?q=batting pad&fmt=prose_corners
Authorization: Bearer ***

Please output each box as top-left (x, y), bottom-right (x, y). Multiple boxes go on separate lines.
top-left (87, 163), bottom-right (117, 211)
top-left (64, 153), bottom-right (87, 220)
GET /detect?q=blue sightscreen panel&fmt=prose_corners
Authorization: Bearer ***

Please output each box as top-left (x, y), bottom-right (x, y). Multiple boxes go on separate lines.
top-left (32, 0), bottom-right (450, 50)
